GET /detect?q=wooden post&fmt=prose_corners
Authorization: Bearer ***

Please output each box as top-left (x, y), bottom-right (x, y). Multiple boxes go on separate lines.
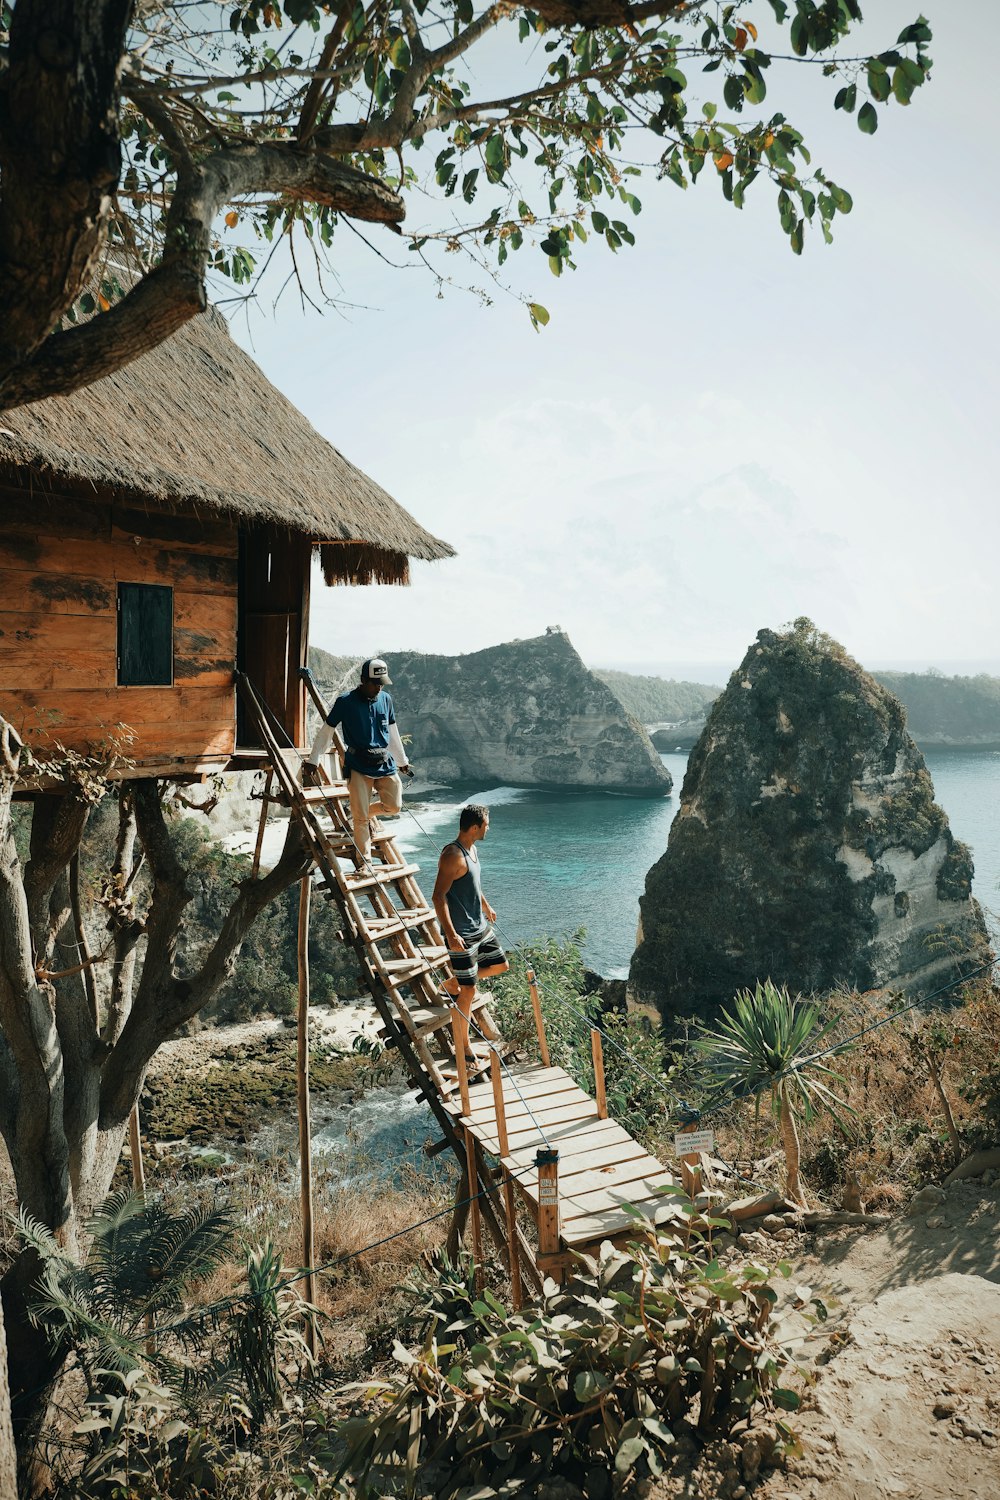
top-left (536, 1147), bottom-right (560, 1261)
top-left (297, 875), bottom-right (317, 1356)
top-left (451, 1011), bottom-right (471, 1116)
top-left (128, 1104), bottom-right (146, 1195)
top-left (489, 1051), bottom-right (509, 1158)
top-left (465, 1126), bottom-right (484, 1292)
top-left (251, 767), bottom-right (274, 880)
top-left (679, 1120), bottom-right (703, 1201)
top-left (591, 1028), bottom-right (607, 1119)
top-left (502, 1171), bottom-right (524, 1310)
top-left (527, 967), bottom-right (550, 1067)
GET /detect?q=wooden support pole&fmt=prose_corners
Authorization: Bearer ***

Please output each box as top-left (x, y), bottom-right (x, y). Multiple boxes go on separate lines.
top-left (679, 1120), bottom-right (703, 1201)
top-left (527, 967), bottom-right (550, 1067)
top-left (591, 1028), bottom-right (607, 1120)
top-left (451, 1011), bottom-right (471, 1117)
top-left (465, 1126), bottom-right (484, 1292)
top-left (446, 1157), bottom-right (472, 1262)
top-left (297, 875), bottom-right (317, 1356)
top-left (128, 1104), bottom-right (146, 1195)
top-left (536, 1146), bottom-right (561, 1262)
top-left (490, 1051), bottom-right (509, 1158)
top-left (502, 1170), bottom-right (524, 1311)
top-left (251, 767), bottom-right (274, 880)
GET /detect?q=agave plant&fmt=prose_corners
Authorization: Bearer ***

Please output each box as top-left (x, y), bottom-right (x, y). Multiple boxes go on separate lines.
top-left (694, 980), bottom-right (854, 1207)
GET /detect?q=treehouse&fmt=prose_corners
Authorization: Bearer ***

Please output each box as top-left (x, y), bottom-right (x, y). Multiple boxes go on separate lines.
top-left (0, 307), bottom-right (452, 780)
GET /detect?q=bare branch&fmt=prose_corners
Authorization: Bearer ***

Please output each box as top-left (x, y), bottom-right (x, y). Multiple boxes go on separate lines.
top-left (99, 791), bottom-right (308, 1127)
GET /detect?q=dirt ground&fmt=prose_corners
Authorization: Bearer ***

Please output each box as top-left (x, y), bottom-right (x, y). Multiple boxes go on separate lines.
top-left (756, 1177), bottom-right (1000, 1500)
top-left (144, 999), bottom-right (379, 1077)
top-left (749, 1179), bottom-right (1000, 1500)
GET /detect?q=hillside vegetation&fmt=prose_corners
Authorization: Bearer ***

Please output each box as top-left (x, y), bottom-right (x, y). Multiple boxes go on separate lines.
top-left (594, 668), bottom-right (720, 722)
top-left (875, 670), bottom-right (1000, 745)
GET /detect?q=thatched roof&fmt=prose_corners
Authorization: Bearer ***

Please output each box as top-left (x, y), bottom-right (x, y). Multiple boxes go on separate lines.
top-left (0, 306), bottom-right (453, 568)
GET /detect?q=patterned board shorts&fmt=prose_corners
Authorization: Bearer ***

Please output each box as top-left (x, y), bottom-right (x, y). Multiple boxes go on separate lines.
top-left (448, 927), bottom-right (507, 988)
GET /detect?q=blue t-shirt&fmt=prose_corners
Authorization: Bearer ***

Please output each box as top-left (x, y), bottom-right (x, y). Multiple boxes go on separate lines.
top-left (327, 687), bottom-right (397, 777)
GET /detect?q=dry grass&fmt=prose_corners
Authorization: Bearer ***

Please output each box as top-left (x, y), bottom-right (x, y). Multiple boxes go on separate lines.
top-left (688, 979), bottom-right (1000, 1210)
top-left (151, 1153), bottom-right (453, 1334)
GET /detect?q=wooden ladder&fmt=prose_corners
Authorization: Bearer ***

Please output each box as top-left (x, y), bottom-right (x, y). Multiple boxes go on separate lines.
top-left (235, 672), bottom-right (543, 1294)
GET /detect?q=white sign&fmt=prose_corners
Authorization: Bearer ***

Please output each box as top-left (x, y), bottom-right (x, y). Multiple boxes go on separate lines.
top-left (538, 1180), bottom-right (559, 1205)
top-left (674, 1129), bottom-right (715, 1157)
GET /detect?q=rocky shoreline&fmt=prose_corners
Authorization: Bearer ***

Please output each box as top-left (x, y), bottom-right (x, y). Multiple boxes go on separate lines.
top-left (142, 1003), bottom-right (380, 1146)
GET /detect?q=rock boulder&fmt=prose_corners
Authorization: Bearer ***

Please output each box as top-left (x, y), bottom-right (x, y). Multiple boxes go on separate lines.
top-left (629, 621), bottom-right (990, 1021)
top-left (377, 631), bottom-right (672, 794)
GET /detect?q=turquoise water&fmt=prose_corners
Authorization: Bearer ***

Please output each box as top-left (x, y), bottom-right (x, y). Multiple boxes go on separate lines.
top-left (395, 749), bottom-right (1000, 979)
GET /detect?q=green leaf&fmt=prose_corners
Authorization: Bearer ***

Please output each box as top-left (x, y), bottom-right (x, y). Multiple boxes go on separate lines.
top-left (615, 1435), bottom-right (646, 1473)
top-left (858, 101), bottom-right (878, 133)
top-left (575, 1369), bottom-right (610, 1400)
top-left (868, 64), bottom-right (891, 102)
top-left (773, 1387), bottom-right (802, 1411)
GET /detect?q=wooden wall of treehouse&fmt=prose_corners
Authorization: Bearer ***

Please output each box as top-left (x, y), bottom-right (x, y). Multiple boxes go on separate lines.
top-left (0, 477), bottom-right (311, 777)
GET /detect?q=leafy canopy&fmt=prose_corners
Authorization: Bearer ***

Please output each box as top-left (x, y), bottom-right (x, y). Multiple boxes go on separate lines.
top-left (0, 3), bottom-right (933, 406)
top-left (56, 4), bottom-right (934, 318)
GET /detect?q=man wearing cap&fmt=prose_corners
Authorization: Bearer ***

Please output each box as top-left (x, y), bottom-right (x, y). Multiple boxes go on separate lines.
top-left (304, 658), bottom-right (412, 860)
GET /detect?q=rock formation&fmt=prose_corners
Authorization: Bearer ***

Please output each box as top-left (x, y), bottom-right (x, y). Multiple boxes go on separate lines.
top-left (311, 632), bottom-right (671, 794)
top-left (629, 621), bottom-right (991, 1021)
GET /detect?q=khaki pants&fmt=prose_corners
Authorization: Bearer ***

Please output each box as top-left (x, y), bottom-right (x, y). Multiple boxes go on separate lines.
top-left (348, 769), bottom-right (402, 858)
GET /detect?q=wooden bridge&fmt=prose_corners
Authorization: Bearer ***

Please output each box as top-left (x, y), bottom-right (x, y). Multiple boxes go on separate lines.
top-left (238, 672), bottom-right (679, 1299)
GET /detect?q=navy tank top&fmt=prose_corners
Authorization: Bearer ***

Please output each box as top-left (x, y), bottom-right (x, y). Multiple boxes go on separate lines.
top-left (445, 840), bottom-right (484, 940)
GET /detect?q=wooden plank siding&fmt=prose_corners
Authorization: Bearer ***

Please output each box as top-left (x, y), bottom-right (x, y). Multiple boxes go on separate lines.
top-left (0, 483), bottom-right (240, 775)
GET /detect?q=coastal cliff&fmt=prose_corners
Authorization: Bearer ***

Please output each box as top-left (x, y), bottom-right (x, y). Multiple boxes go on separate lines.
top-left (312, 632), bottom-right (672, 794)
top-left (629, 621), bottom-right (991, 1022)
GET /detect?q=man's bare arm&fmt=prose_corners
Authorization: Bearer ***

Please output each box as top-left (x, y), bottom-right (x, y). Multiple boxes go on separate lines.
top-left (433, 846), bottom-right (466, 950)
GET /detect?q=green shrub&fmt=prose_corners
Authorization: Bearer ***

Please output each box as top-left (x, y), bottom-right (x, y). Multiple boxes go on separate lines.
top-left (339, 1211), bottom-right (812, 1498)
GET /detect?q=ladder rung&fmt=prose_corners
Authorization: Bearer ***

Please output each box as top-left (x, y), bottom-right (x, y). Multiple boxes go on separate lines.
top-left (297, 784), bottom-right (350, 804)
top-left (364, 909), bottom-right (435, 938)
top-left (318, 829), bottom-right (397, 857)
top-left (345, 862), bottom-right (420, 891)
top-left (381, 946), bottom-right (449, 972)
top-left (387, 994), bottom-right (492, 1040)
top-left (379, 960), bottom-right (438, 989)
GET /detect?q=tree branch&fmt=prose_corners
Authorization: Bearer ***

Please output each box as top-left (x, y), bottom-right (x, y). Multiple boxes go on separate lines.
top-left (0, 130), bottom-right (405, 410)
top-left (0, 768), bottom-right (74, 1233)
top-left (99, 792), bottom-right (308, 1127)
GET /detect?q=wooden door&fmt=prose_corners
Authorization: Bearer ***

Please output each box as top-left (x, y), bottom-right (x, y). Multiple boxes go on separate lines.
top-left (237, 525), bottom-right (311, 748)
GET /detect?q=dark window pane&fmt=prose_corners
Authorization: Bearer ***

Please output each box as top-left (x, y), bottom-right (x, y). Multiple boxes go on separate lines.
top-left (118, 583), bottom-right (173, 686)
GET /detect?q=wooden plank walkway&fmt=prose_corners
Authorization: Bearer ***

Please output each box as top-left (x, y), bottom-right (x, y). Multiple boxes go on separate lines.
top-left (239, 671), bottom-right (678, 1285)
top-left (453, 1061), bottom-right (677, 1248)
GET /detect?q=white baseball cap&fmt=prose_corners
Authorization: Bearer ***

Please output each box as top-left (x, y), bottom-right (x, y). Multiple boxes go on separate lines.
top-left (360, 657), bottom-right (391, 685)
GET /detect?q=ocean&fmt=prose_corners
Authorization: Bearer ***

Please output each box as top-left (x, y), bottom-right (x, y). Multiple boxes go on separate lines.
top-left (395, 749), bottom-right (1000, 979)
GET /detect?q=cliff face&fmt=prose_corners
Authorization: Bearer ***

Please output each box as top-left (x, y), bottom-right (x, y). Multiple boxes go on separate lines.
top-left (629, 622), bottom-right (991, 1022)
top-left (342, 631), bottom-right (672, 794)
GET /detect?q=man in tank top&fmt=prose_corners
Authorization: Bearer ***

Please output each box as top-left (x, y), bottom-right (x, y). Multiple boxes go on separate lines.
top-left (432, 804), bottom-right (508, 1063)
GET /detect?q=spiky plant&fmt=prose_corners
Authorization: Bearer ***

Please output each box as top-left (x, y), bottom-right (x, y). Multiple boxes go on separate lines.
top-left (694, 981), bottom-right (854, 1207)
top-left (15, 1190), bottom-right (235, 1397)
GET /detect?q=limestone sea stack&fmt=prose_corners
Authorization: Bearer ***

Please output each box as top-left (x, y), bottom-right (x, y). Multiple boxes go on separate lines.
top-left (629, 621), bottom-right (991, 1022)
top-left (372, 630), bottom-right (672, 795)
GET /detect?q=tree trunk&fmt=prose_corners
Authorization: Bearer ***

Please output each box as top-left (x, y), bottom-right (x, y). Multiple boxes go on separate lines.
top-left (0, 1294), bottom-right (16, 1500)
top-left (927, 1056), bottom-right (962, 1167)
top-left (0, 759), bottom-right (309, 1445)
top-left (777, 1089), bottom-right (807, 1209)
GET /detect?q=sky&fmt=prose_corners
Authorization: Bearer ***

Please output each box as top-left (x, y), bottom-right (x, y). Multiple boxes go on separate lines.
top-left (226, 2), bottom-right (999, 684)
